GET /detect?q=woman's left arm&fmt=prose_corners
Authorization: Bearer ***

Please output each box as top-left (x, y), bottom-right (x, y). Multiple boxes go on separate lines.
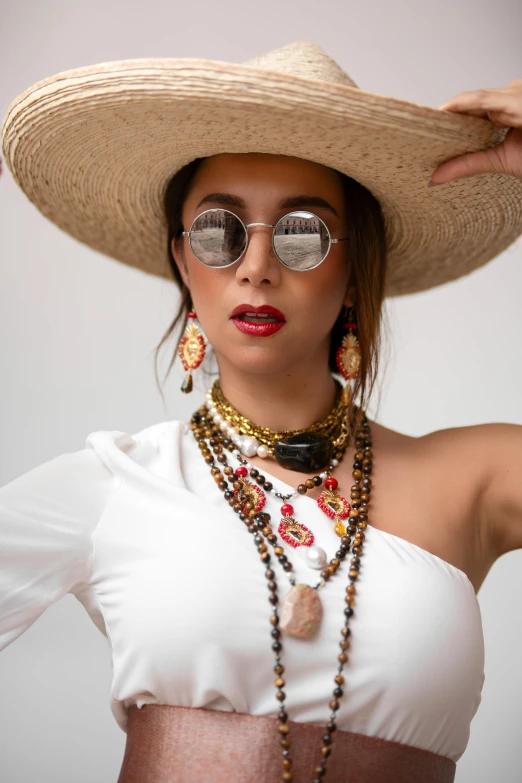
top-left (431, 81), bottom-right (522, 556)
top-left (431, 78), bottom-right (522, 184)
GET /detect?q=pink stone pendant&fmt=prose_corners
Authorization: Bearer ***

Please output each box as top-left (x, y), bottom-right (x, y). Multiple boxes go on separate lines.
top-left (280, 584), bottom-right (323, 640)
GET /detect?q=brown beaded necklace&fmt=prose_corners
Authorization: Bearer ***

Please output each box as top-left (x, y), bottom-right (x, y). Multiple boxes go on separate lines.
top-left (189, 403), bottom-right (373, 783)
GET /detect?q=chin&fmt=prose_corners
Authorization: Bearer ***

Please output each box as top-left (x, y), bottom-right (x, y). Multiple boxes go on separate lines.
top-left (216, 343), bottom-right (300, 377)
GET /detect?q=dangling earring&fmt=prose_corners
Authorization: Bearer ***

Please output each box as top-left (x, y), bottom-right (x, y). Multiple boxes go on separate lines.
top-left (178, 310), bottom-right (206, 393)
top-left (336, 306), bottom-right (361, 404)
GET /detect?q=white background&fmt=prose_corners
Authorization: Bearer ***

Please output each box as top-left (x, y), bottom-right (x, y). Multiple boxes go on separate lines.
top-left (1, 0), bottom-right (521, 780)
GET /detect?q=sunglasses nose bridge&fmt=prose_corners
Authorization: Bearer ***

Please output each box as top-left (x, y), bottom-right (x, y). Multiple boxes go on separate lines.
top-left (245, 222), bottom-right (275, 229)
top-left (241, 221), bottom-right (277, 260)
top-left (241, 222), bottom-right (277, 263)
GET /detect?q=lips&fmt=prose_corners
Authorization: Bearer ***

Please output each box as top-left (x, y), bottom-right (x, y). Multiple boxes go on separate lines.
top-left (230, 304), bottom-right (286, 322)
top-left (230, 304), bottom-right (286, 337)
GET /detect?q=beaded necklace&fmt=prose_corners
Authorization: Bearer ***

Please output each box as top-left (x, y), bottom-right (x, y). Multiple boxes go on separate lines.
top-left (189, 404), bottom-right (373, 783)
top-left (205, 403), bottom-right (352, 575)
top-left (205, 387), bottom-right (358, 547)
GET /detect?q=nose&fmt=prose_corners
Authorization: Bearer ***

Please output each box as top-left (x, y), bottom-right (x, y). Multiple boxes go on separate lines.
top-left (235, 225), bottom-right (281, 288)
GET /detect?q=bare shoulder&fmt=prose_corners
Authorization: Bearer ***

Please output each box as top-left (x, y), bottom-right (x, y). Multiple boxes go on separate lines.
top-left (365, 418), bottom-right (522, 593)
top-left (370, 416), bottom-right (520, 455)
top-left (366, 417), bottom-right (493, 517)
top-left (370, 417), bottom-right (521, 491)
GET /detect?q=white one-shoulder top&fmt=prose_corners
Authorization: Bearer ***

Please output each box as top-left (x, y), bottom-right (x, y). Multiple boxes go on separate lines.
top-left (0, 419), bottom-right (485, 762)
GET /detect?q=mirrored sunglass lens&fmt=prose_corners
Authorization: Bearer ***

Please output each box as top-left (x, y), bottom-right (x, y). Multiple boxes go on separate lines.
top-left (190, 210), bottom-right (246, 267)
top-left (273, 211), bottom-right (330, 270)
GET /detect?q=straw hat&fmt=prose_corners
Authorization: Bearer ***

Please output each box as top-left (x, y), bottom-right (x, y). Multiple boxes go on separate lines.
top-left (2, 41), bottom-right (522, 296)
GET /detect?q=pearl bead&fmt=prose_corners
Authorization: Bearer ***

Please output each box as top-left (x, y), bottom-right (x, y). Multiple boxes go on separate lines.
top-left (232, 434), bottom-right (241, 445)
top-left (219, 420), bottom-right (229, 432)
top-left (298, 545), bottom-right (327, 570)
top-left (320, 471), bottom-right (329, 479)
top-left (257, 444), bottom-right (269, 459)
top-left (331, 459), bottom-right (339, 467)
top-left (238, 435), bottom-right (260, 458)
top-left (213, 413), bottom-right (223, 424)
top-left (227, 426), bottom-right (239, 439)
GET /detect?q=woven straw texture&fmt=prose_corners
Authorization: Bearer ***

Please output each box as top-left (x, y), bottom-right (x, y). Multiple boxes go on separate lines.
top-left (2, 40), bottom-right (522, 296)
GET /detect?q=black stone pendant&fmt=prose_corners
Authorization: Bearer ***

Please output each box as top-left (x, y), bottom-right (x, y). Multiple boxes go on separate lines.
top-left (274, 431), bottom-right (333, 473)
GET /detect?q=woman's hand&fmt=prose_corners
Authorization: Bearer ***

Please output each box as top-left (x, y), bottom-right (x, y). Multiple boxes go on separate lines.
top-left (430, 78), bottom-right (522, 185)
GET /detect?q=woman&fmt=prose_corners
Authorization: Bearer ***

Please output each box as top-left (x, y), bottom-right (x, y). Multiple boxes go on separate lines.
top-left (1, 41), bottom-right (522, 783)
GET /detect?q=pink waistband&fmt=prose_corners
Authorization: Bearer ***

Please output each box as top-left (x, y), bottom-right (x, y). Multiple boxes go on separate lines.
top-left (117, 704), bottom-right (456, 783)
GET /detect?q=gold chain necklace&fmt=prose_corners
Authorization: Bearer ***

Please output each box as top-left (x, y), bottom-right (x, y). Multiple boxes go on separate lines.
top-left (209, 379), bottom-right (352, 461)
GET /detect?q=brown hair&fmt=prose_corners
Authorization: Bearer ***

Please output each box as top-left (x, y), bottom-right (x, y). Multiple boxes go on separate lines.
top-left (155, 156), bottom-right (388, 416)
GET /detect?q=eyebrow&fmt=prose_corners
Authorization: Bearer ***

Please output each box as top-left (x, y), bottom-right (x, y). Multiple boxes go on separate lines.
top-left (195, 192), bottom-right (340, 219)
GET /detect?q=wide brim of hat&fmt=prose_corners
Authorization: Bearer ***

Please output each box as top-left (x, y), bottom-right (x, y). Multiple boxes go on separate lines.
top-left (2, 57), bottom-right (522, 296)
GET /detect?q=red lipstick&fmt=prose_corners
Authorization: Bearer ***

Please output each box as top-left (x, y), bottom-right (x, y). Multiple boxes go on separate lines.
top-left (230, 304), bottom-right (286, 337)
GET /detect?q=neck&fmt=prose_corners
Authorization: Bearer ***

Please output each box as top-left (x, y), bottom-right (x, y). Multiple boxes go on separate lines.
top-left (213, 360), bottom-right (339, 432)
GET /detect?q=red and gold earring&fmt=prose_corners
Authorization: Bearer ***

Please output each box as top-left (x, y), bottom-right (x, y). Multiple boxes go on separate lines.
top-left (336, 306), bottom-right (361, 404)
top-left (178, 310), bottom-right (206, 393)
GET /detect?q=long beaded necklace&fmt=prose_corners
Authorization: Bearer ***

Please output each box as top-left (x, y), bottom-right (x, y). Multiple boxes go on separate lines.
top-left (190, 403), bottom-right (373, 783)
top-left (195, 409), bottom-right (356, 638)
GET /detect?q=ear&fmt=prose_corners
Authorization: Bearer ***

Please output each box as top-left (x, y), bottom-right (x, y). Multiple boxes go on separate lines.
top-left (171, 236), bottom-right (190, 290)
top-left (343, 283), bottom-right (356, 310)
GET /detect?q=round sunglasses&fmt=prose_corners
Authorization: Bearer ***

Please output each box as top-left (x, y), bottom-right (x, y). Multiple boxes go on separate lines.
top-left (182, 208), bottom-right (349, 271)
